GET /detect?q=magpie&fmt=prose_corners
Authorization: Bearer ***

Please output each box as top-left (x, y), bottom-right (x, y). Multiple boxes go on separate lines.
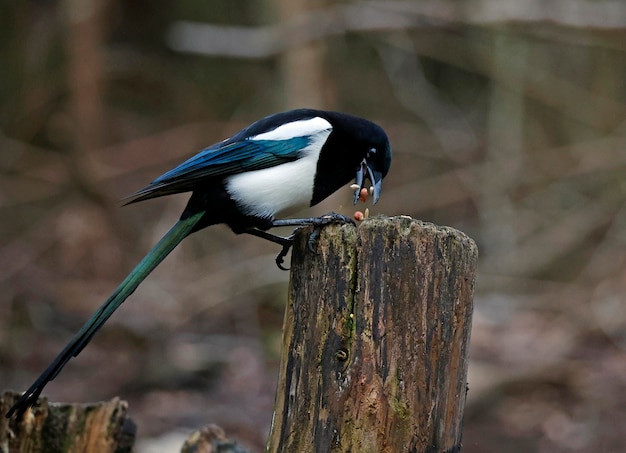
top-left (7, 108), bottom-right (392, 418)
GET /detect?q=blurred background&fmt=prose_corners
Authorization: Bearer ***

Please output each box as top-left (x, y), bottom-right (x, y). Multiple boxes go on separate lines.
top-left (1, 1), bottom-right (625, 452)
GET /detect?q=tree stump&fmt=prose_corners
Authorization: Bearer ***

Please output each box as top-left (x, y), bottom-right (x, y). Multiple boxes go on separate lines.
top-left (1, 392), bottom-right (135, 453)
top-left (267, 216), bottom-right (478, 453)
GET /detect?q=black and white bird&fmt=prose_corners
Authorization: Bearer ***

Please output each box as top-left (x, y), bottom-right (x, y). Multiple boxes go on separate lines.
top-left (7, 108), bottom-right (392, 418)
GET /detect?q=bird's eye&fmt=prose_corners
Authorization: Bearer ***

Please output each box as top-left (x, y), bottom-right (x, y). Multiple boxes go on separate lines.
top-left (368, 147), bottom-right (377, 157)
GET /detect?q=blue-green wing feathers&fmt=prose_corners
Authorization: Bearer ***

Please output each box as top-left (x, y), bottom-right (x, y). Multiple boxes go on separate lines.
top-left (125, 137), bottom-right (309, 204)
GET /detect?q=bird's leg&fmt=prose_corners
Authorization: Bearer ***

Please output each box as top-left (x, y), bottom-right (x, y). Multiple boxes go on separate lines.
top-left (270, 212), bottom-right (355, 230)
top-left (248, 213), bottom-right (355, 270)
top-left (245, 229), bottom-right (296, 270)
top-left (272, 212), bottom-right (355, 252)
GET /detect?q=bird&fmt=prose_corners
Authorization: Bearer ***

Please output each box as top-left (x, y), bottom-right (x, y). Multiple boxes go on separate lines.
top-left (6, 108), bottom-right (392, 418)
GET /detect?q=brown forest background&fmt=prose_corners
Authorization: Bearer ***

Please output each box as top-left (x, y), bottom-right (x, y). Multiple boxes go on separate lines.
top-left (2, 1), bottom-right (626, 452)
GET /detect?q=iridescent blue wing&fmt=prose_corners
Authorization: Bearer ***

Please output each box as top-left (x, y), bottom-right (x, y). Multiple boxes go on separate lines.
top-left (125, 137), bottom-right (309, 203)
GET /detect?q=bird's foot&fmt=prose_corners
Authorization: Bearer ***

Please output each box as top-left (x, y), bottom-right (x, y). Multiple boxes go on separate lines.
top-left (304, 212), bottom-right (355, 253)
top-left (260, 213), bottom-right (356, 270)
top-left (314, 212), bottom-right (356, 227)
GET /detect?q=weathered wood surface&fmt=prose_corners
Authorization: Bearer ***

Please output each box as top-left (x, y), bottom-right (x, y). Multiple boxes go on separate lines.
top-left (267, 216), bottom-right (478, 453)
top-left (1, 392), bottom-right (135, 453)
top-left (181, 424), bottom-right (253, 453)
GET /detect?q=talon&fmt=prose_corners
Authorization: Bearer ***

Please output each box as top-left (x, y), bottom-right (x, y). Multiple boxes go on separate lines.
top-left (308, 229), bottom-right (320, 253)
top-left (274, 234), bottom-right (295, 271)
top-left (275, 242), bottom-right (292, 271)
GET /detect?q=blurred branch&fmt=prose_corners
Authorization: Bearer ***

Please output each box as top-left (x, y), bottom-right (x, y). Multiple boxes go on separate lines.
top-left (0, 132), bottom-right (67, 207)
top-left (62, 0), bottom-right (137, 258)
top-left (485, 193), bottom-right (618, 276)
top-left (94, 122), bottom-right (222, 184)
top-left (276, 0), bottom-right (329, 109)
top-left (0, 212), bottom-right (59, 283)
top-left (410, 32), bottom-right (626, 134)
top-left (166, 3), bottom-right (626, 137)
top-left (375, 33), bottom-right (478, 156)
top-left (478, 33), bottom-right (528, 254)
top-left (166, 0), bottom-right (626, 59)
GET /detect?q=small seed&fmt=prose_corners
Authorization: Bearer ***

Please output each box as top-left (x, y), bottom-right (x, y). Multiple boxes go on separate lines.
top-left (354, 211), bottom-right (364, 221)
top-left (364, 208), bottom-right (370, 219)
top-left (359, 188), bottom-right (368, 203)
top-left (369, 186), bottom-right (374, 195)
top-left (350, 184), bottom-right (360, 191)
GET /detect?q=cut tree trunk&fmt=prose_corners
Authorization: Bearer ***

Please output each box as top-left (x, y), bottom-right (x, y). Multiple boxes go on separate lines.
top-left (1, 393), bottom-right (135, 453)
top-left (267, 216), bottom-right (478, 453)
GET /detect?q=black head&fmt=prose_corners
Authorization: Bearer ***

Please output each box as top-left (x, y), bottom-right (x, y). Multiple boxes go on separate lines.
top-left (310, 110), bottom-right (392, 206)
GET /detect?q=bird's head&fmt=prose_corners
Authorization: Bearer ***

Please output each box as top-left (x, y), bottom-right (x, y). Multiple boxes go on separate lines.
top-left (313, 110), bottom-right (391, 206)
top-left (310, 111), bottom-right (392, 207)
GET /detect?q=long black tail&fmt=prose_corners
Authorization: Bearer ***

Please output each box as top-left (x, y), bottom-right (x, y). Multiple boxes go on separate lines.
top-left (6, 211), bottom-right (204, 418)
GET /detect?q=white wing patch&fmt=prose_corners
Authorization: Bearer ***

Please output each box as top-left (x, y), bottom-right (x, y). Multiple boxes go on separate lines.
top-left (226, 117), bottom-right (332, 217)
top-left (250, 116), bottom-right (332, 141)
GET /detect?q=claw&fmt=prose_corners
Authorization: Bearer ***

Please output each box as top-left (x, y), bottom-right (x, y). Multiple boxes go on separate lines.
top-left (275, 234), bottom-right (295, 271)
top-left (307, 229), bottom-right (320, 253)
top-left (306, 212), bottom-right (355, 254)
top-left (275, 245), bottom-right (291, 271)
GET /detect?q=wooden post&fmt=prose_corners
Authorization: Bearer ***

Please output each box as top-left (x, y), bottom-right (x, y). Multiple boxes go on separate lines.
top-left (1, 392), bottom-right (135, 453)
top-left (267, 216), bottom-right (478, 452)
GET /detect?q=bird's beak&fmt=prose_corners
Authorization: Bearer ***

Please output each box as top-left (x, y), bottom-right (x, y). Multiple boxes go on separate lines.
top-left (354, 158), bottom-right (383, 205)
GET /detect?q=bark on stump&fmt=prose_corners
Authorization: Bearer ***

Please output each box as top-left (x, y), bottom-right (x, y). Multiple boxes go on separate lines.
top-left (1, 393), bottom-right (135, 453)
top-left (267, 216), bottom-right (478, 453)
